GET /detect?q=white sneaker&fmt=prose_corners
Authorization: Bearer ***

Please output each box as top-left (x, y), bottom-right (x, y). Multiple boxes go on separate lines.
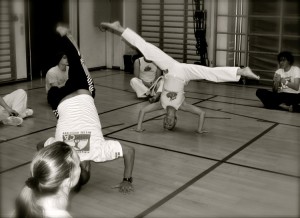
top-left (25, 109), bottom-right (34, 117)
top-left (2, 116), bottom-right (23, 126)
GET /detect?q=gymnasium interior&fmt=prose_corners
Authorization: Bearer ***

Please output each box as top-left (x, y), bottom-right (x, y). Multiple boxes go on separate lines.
top-left (1, 0), bottom-right (299, 217)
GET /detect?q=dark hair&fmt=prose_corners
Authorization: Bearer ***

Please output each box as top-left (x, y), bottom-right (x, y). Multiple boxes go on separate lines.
top-left (54, 51), bottom-right (67, 65)
top-left (277, 51), bottom-right (294, 65)
top-left (14, 142), bottom-right (78, 218)
top-left (163, 106), bottom-right (178, 130)
top-left (164, 116), bottom-right (177, 130)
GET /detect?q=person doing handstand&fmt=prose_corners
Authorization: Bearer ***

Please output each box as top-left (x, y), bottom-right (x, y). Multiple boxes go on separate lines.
top-left (100, 21), bottom-right (260, 133)
top-left (39, 23), bottom-right (135, 194)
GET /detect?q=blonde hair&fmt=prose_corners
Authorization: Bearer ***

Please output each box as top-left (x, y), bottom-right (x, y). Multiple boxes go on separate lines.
top-left (14, 142), bottom-right (78, 218)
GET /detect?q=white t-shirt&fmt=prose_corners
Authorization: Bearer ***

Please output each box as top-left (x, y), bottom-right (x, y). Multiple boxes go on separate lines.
top-left (138, 57), bottom-right (158, 83)
top-left (45, 94), bottom-right (123, 162)
top-left (44, 209), bottom-right (72, 218)
top-left (276, 66), bottom-right (300, 94)
top-left (45, 66), bottom-right (69, 93)
top-left (160, 74), bottom-right (186, 110)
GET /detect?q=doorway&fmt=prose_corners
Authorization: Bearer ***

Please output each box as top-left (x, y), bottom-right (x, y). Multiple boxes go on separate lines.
top-left (27, 0), bottom-right (69, 79)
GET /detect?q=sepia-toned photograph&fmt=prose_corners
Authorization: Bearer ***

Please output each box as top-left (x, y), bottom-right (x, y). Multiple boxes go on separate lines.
top-left (0, 0), bottom-right (299, 217)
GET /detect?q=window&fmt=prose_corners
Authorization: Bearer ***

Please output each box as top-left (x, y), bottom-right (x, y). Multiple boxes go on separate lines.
top-left (0, 0), bottom-right (16, 82)
top-left (138, 0), bottom-right (207, 64)
top-left (214, 0), bottom-right (300, 81)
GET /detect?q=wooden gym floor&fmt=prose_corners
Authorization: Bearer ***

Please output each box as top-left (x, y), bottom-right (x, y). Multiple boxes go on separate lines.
top-left (0, 69), bottom-right (299, 218)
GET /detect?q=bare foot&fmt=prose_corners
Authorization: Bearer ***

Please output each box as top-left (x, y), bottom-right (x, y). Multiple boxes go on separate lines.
top-left (100, 21), bottom-right (124, 34)
top-left (238, 67), bottom-right (260, 80)
top-left (2, 116), bottom-right (23, 126)
top-left (56, 25), bottom-right (69, 37)
top-left (279, 103), bottom-right (292, 112)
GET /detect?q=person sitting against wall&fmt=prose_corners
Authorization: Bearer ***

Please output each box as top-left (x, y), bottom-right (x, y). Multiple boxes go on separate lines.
top-left (256, 51), bottom-right (300, 112)
top-left (130, 56), bottom-right (163, 103)
top-left (0, 89), bottom-right (33, 126)
top-left (45, 51), bottom-right (69, 95)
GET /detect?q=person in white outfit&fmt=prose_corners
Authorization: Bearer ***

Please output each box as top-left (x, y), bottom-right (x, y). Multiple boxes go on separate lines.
top-left (100, 21), bottom-right (260, 133)
top-left (130, 56), bottom-right (163, 103)
top-left (0, 89), bottom-right (33, 126)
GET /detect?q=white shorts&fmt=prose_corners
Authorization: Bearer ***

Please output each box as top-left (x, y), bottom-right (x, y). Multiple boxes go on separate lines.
top-left (160, 90), bottom-right (185, 110)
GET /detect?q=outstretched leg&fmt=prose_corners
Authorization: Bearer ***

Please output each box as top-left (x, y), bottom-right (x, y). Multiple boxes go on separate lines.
top-left (100, 21), bottom-right (177, 71)
top-left (100, 21), bottom-right (125, 35)
top-left (101, 21), bottom-right (259, 82)
top-left (237, 67), bottom-right (260, 80)
top-left (48, 24), bottom-right (95, 114)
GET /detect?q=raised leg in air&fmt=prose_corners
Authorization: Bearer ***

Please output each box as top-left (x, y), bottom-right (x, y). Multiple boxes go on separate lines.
top-left (237, 67), bottom-right (260, 80)
top-left (99, 21), bottom-right (125, 35)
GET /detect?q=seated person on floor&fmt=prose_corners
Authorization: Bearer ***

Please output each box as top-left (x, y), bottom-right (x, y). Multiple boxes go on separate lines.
top-left (130, 56), bottom-right (163, 103)
top-left (256, 51), bottom-right (300, 112)
top-left (0, 89), bottom-right (33, 126)
top-left (45, 51), bottom-right (69, 95)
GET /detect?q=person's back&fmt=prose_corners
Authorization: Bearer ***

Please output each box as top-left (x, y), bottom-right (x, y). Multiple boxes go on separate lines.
top-left (54, 90), bottom-right (107, 162)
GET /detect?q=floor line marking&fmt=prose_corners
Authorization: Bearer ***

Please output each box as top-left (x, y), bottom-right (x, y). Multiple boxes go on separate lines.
top-left (134, 123), bottom-right (279, 218)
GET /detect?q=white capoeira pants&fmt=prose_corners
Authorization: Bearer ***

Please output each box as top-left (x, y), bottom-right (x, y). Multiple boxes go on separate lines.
top-left (121, 28), bottom-right (241, 83)
top-left (121, 28), bottom-right (242, 109)
top-left (45, 94), bottom-right (123, 162)
top-left (130, 77), bottom-right (164, 98)
top-left (0, 89), bottom-right (28, 120)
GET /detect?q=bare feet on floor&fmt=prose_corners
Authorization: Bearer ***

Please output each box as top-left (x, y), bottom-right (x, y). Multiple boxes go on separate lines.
top-left (279, 104), bottom-right (294, 112)
top-left (19, 108), bottom-right (34, 119)
top-left (2, 116), bottom-right (23, 126)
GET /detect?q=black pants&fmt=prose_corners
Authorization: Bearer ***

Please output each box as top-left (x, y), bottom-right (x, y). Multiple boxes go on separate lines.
top-left (256, 88), bottom-right (300, 109)
top-left (47, 36), bottom-right (95, 116)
